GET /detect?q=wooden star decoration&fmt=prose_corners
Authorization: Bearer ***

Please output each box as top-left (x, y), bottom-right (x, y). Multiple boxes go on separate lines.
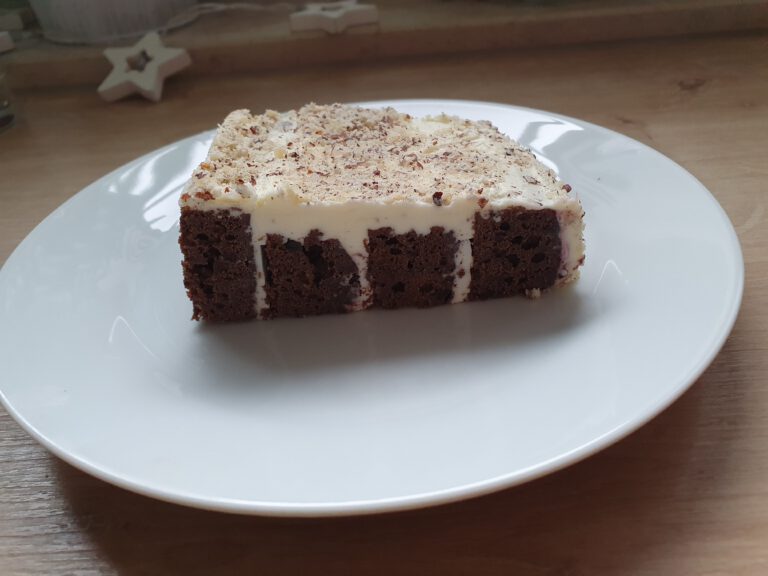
top-left (98, 32), bottom-right (191, 103)
top-left (290, 0), bottom-right (379, 35)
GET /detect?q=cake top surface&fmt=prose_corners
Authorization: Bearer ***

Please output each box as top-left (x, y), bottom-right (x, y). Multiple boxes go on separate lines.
top-left (182, 103), bottom-right (576, 208)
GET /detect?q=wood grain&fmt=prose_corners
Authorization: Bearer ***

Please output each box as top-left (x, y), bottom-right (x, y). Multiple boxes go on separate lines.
top-left (1, 32), bottom-right (767, 575)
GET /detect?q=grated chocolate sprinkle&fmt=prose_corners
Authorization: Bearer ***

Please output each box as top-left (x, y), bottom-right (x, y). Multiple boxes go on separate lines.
top-left (181, 103), bottom-right (572, 206)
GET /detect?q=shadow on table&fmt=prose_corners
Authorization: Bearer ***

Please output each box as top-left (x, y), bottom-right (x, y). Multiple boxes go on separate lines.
top-left (54, 326), bottom-right (750, 576)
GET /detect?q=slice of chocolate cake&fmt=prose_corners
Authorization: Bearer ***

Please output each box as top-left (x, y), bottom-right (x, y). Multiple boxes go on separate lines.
top-left (178, 103), bottom-right (585, 321)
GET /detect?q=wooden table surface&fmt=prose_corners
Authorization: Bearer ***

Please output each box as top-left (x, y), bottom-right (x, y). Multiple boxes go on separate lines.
top-left (1, 32), bottom-right (767, 575)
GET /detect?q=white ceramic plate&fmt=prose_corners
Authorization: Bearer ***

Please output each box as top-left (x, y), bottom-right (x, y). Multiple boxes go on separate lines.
top-left (0, 100), bottom-right (743, 516)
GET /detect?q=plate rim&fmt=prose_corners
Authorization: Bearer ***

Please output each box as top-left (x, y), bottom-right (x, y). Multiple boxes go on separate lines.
top-left (0, 99), bottom-right (745, 517)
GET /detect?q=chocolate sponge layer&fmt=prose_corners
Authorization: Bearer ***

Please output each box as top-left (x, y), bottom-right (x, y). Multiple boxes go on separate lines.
top-left (469, 207), bottom-right (561, 300)
top-left (179, 208), bottom-right (257, 321)
top-left (179, 207), bottom-right (563, 320)
top-left (366, 226), bottom-right (458, 309)
top-left (262, 230), bottom-right (360, 319)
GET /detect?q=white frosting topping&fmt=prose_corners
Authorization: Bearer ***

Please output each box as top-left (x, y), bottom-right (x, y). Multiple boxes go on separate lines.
top-left (182, 103), bottom-right (577, 209)
top-left (180, 104), bottom-right (585, 315)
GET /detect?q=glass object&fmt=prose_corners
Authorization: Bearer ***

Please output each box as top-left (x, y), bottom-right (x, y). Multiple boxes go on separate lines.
top-left (28, 0), bottom-right (196, 44)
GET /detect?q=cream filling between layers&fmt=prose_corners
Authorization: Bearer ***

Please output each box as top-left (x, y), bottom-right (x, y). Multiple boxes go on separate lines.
top-left (451, 240), bottom-right (474, 304)
top-left (198, 194), bottom-right (477, 315)
top-left (191, 190), bottom-right (584, 316)
top-left (556, 209), bottom-right (586, 284)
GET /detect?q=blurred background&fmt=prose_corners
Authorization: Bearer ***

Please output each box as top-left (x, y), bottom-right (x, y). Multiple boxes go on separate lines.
top-left (2, 0), bottom-right (768, 94)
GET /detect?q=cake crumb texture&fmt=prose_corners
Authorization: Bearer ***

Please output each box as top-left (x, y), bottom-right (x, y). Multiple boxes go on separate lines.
top-left (262, 230), bottom-right (360, 318)
top-left (469, 208), bottom-right (562, 300)
top-left (179, 208), bottom-right (257, 321)
top-left (367, 226), bottom-right (458, 309)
